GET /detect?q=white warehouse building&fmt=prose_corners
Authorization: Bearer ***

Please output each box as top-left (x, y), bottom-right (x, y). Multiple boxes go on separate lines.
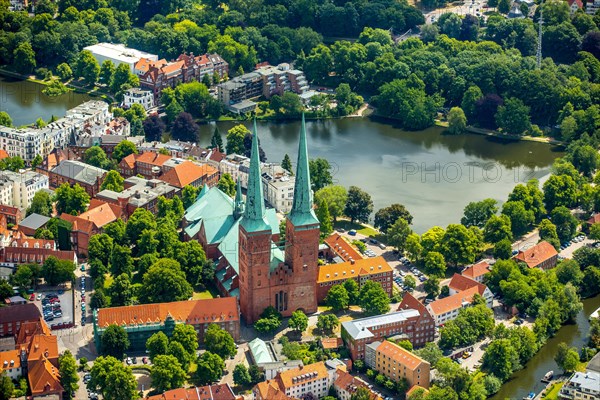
top-left (83, 43), bottom-right (158, 72)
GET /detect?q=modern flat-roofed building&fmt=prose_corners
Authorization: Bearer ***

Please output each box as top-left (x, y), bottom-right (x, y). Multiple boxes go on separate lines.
top-left (559, 351), bottom-right (600, 400)
top-left (122, 88), bottom-right (155, 110)
top-left (84, 43), bottom-right (158, 72)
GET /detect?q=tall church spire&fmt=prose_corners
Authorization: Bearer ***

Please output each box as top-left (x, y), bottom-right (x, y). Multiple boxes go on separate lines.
top-left (233, 177), bottom-right (244, 219)
top-left (289, 114), bottom-right (319, 226)
top-left (240, 120), bottom-right (270, 232)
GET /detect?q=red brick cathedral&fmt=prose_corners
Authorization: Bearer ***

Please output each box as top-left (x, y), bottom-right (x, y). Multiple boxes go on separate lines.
top-left (238, 117), bottom-right (320, 323)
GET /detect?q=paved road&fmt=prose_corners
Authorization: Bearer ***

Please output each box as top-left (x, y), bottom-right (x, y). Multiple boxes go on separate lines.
top-left (423, 0), bottom-right (488, 23)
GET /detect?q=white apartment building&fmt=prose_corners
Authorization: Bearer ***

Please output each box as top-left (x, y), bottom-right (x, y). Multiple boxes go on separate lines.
top-left (122, 88), bottom-right (155, 111)
top-left (0, 101), bottom-right (110, 163)
top-left (219, 154), bottom-right (295, 213)
top-left (0, 171), bottom-right (49, 209)
top-left (83, 43), bottom-right (158, 72)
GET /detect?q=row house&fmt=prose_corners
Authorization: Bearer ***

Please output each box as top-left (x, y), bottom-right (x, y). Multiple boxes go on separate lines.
top-left (0, 235), bottom-right (77, 267)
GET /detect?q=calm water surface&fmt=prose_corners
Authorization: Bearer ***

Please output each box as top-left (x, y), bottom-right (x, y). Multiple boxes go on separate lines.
top-left (0, 77), bottom-right (92, 126)
top-left (199, 118), bottom-right (563, 233)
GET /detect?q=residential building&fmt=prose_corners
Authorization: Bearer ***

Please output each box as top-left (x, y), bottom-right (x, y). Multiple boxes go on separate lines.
top-left (448, 273), bottom-right (493, 308)
top-left (341, 309), bottom-right (434, 360)
top-left (0, 350), bottom-right (22, 380)
top-left (218, 73), bottom-right (263, 109)
top-left (122, 88), bottom-right (155, 110)
top-left (461, 260), bottom-right (491, 283)
top-left (0, 170), bottom-right (49, 209)
top-left (0, 234), bottom-right (77, 268)
top-left (261, 361), bottom-right (305, 381)
top-left (9, 0), bottom-right (27, 11)
top-left (17, 213), bottom-right (50, 237)
top-left (93, 297), bottom-right (240, 352)
top-left (253, 362), bottom-right (332, 400)
top-left (513, 240), bottom-right (558, 270)
top-left (159, 160), bottom-right (219, 189)
top-left (323, 233), bottom-right (363, 263)
top-left (426, 286), bottom-right (483, 326)
top-left (186, 118), bottom-right (320, 323)
top-left (48, 160), bottom-right (107, 197)
top-left (119, 151), bottom-right (173, 179)
top-left (332, 369), bottom-right (383, 400)
top-left (0, 303), bottom-right (42, 337)
top-left (60, 199), bottom-right (122, 257)
top-left (316, 256), bottom-right (393, 303)
top-left (145, 384), bottom-right (241, 400)
top-left (559, 351), bottom-right (600, 399)
top-left (366, 340), bottom-right (430, 388)
top-left (84, 43), bottom-right (158, 72)
top-left (587, 0), bottom-right (600, 15)
top-left (567, 0), bottom-right (583, 13)
top-left (96, 176), bottom-right (179, 218)
top-left (137, 53), bottom-right (228, 101)
top-left (397, 292), bottom-right (436, 345)
top-left (0, 204), bottom-right (22, 225)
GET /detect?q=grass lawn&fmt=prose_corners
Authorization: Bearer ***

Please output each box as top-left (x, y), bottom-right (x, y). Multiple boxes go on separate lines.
top-left (317, 306), bottom-right (331, 313)
top-left (192, 285), bottom-right (220, 300)
top-left (333, 220), bottom-right (380, 238)
top-left (541, 382), bottom-right (564, 400)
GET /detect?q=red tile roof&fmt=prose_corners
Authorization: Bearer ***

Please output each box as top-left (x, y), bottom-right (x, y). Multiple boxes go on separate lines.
top-left (135, 151), bottom-right (172, 166)
top-left (324, 233), bottom-right (363, 262)
top-left (514, 241), bottom-right (558, 269)
top-left (0, 149), bottom-right (9, 160)
top-left (462, 261), bottom-right (490, 280)
top-left (567, 0), bottom-right (583, 8)
top-left (121, 153), bottom-right (136, 169)
top-left (376, 341), bottom-right (428, 371)
top-left (333, 369), bottom-right (382, 400)
top-left (145, 384), bottom-right (239, 400)
top-left (24, 334), bottom-right (59, 363)
top-left (317, 256), bottom-right (392, 284)
top-left (320, 337), bottom-right (343, 349)
top-left (254, 381), bottom-right (295, 400)
top-left (97, 298), bottom-right (239, 328)
top-left (77, 201), bottom-right (121, 229)
top-left (159, 161), bottom-right (217, 188)
top-left (448, 273), bottom-right (487, 295)
top-left (28, 357), bottom-right (63, 397)
top-left (427, 286), bottom-right (480, 316)
top-left (398, 292), bottom-right (431, 317)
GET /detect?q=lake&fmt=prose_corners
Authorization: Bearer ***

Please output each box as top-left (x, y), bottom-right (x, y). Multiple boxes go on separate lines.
top-left (0, 77), bottom-right (92, 126)
top-left (199, 118), bottom-right (563, 233)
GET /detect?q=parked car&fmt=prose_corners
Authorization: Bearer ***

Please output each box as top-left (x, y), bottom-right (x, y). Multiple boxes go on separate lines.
top-left (126, 357), bottom-right (132, 365)
top-left (369, 239), bottom-right (378, 244)
top-left (348, 229), bottom-right (357, 236)
top-left (29, 293), bottom-right (36, 301)
top-left (142, 357), bottom-right (149, 364)
top-left (80, 264), bottom-right (86, 272)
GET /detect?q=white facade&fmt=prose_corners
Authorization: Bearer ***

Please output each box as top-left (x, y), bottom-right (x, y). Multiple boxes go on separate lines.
top-left (587, 0), bottom-right (600, 14)
top-left (0, 101), bottom-right (110, 163)
top-left (448, 286), bottom-right (494, 308)
top-left (0, 171), bottom-right (49, 209)
top-left (0, 359), bottom-right (21, 381)
top-left (83, 43), bottom-right (158, 72)
top-left (123, 88), bottom-right (155, 110)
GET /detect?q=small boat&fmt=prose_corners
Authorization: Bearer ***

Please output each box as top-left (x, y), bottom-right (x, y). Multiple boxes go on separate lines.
top-left (542, 370), bottom-right (554, 382)
top-left (523, 392), bottom-right (535, 400)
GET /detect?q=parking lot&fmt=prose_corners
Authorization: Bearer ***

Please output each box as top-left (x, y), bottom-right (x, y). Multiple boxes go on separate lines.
top-left (32, 288), bottom-right (74, 329)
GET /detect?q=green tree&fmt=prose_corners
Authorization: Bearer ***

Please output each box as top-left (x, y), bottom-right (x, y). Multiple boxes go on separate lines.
top-left (0, 280), bottom-right (12, 301)
top-left (88, 234), bottom-right (113, 267)
top-left (554, 342), bottom-right (580, 373)
top-left (167, 341), bottom-right (191, 371)
top-left (108, 274), bottom-right (132, 307)
top-left (387, 217), bottom-right (412, 253)
top-left (110, 245), bottom-right (133, 277)
top-left (281, 154), bottom-right (293, 174)
top-left (0, 372), bottom-right (14, 400)
top-left (571, 144), bottom-right (599, 178)
top-left (54, 183), bottom-right (90, 215)
top-left (317, 200), bottom-right (333, 238)
top-left (359, 280), bottom-right (390, 315)
top-left (447, 107), bottom-right (467, 134)
top-left (501, 201), bottom-right (534, 237)
top-left (484, 215), bottom-right (513, 243)
top-left (543, 174), bottom-right (578, 212)
top-left (84, 146), bottom-right (109, 169)
top-left (104, 219), bottom-right (126, 245)
top-left (405, 233), bottom-right (423, 262)
top-left (254, 317), bottom-right (282, 334)
top-left (424, 277), bottom-right (441, 298)
top-left (126, 208), bottom-right (156, 245)
top-left (289, 310), bottom-right (309, 332)
top-left (110, 63), bottom-right (139, 94)
top-left (233, 364), bottom-right (252, 386)
top-left (344, 279), bottom-right (360, 305)
top-left (315, 185), bottom-right (348, 221)
top-left (225, 124), bottom-right (249, 155)
top-left (415, 342), bottom-right (443, 367)
top-left (498, 0), bottom-right (511, 13)
top-left (112, 140), bottom-right (138, 162)
top-left (204, 324), bottom-right (236, 359)
top-left (58, 350), bottom-right (79, 398)
top-left (90, 290), bottom-right (109, 309)
top-left (27, 191), bottom-right (53, 217)
top-left (42, 256), bottom-right (75, 286)
top-left (481, 339), bottom-right (520, 381)
top-left (74, 50), bottom-right (100, 85)
top-left (494, 239), bottom-right (513, 260)
top-left (496, 98), bottom-right (531, 135)
top-left (0, 112), bottom-right (12, 127)
top-left (89, 356), bottom-right (137, 400)
top-left (100, 325), bottom-right (130, 359)
top-left (99, 60), bottom-right (115, 85)
top-left (344, 186), bottom-right (373, 224)
top-left (171, 324), bottom-right (199, 357)
top-left (140, 259), bottom-right (193, 303)
top-left (550, 206), bottom-right (578, 242)
top-left (424, 251), bottom-right (446, 277)
top-left (146, 331), bottom-right (169, 362)
top-left (316, 313), bottom-right (339, 333)
top-left (351, 387), bottom-right (373, 400)
top-left (13, 42), bottom-right (36, 74)
top-left (374, 204), bottom-right (413, 232)
top-left (325, 284), bottom-right (349, 311)
top-left (539, 219), bottom-right (561, 249)
top-left (151, 354), bottom-right (186, 392)
top-left (192, 351), bottom-right (224, 385)
top-left (182, 185), bottom-right (200, 209)
top-left (56, 63), bottom-right (72, 81)
top-left (100, 170), bottom-right (124, 192)
top-left (309, 158), bottom-right (333, 191)
top-left (404, 275), bottom-right (417, 290)
top-left (461, 199), bottom-right (498, 228)
top-left (439, 224), bottom-right (481, 266)
top-left (217, 173), bottom-right (236, 197)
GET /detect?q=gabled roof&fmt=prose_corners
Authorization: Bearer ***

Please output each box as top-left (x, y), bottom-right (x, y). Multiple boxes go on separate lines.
top-left (24, 334), bottom-right (59, 363)
top-left (248, 338), bottom-right (274, 364)
top-left (0, 303), bottom-right (41, 324)
top-left (184, 186), bottom-right (236, 244)
top-left (18, 213), bottom-right (51, 231)
top-left (462, 260), bottom-right (490, 279)
top-left (334, 369), bottom-right (382, 400)
top-left (448, 273), bottom-right (488, 296)
top-left (28, 357), bottom-right (63, 397)
top-left (96, 297), bottom-right (239, 328)
top-left (120, 153), bottom-right (136, 169)
top-left (375, 341), bottom-right (428, 371)
top-left (278, 361), bottom-right (328, 389)
top-left (51, 160), bottom-right (107, 185)
top-left (427, 286), bottom-right (480, 316)
top-left (398, 292), bottom-right (432, 319)
top-left (321, 337), bottom-right (343, 350)
top-left (15, 319), bottom-right (50, 346)
top-left (135, 151), bottom-right (172, 166)
top-left (160, 161), bottom-right (217, 188)
top-left (77, 201), bottom-right (121, 229)
top-left (0, 350), bottom-right (21, 372)
top-left (254, 380), bottom-right (295, 400)
top-left (317, 256), bottom-right (392, 283)
top-left (145, 384), bottom-right (239, 400)
top-left (567, 0), bottom-right (583, 8)
top-left (513, 240), bottom-right (558, 268)
top-left (324, 233), bottom-right (363, 262)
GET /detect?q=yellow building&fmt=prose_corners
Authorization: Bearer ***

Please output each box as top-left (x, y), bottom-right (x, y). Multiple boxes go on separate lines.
top-left (366, 340), bottom-right (430, 389)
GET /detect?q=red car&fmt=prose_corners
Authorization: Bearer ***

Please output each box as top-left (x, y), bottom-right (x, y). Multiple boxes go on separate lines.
top-left (29, 293), bottom-right (35, 301)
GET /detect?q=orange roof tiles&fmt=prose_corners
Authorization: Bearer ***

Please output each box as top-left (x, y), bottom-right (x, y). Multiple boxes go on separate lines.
top-left (121, 153), bottom-right (136, 169)
top-left (15, 318), bottom-right (51, 346)
top-left (97, 297), bottom-right (239, 328)
top-left (376, 341), bottom-right (428, 371)
top-left (25, 334), bottom-right (59, 363)
top-left (278, 361), bottom-right (328, 389)
top-left (145, 384), bottom-right (239, 400)
top-left (448, 273), bottom-right (487, 295)
top-left (462, 261), bottom-right (490, 280)
top-left (0, 149), bottom-right (9, 160)
top-left (398, 292), bottom-right (430, 316)
top-left (254, 381), bottom-right (295, 400)
top-left (136, 151), bottom-right (172, 166)
top-left (317, 256), bottom-right (392, 284)
top-left (427, 286), bottom-right (480, 316)
top-left (0, 350), bottom-right (21, 371)
top-left (28, 357), bottom-right (63, 397)
top-left (324, 233), bottom-right (363, 262)
top-left (320, 337), bottom-right (343, 349)
top-left (333, 369), bottom-right (383, 400)
top-left (514, 240), bottom-right (558, 269)
top-left (406, 385), bottom-right (429, 397)
top-left (77, 201), bottom-right (121, 229)
top-left (159, 161), bottom-right (217, 188)
top-left (9, 236), bottom-right (55, 250)
top-left (135, 58), bottom-right (168, 73)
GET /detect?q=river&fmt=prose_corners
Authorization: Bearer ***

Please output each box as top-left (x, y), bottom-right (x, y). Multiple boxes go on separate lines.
top-left (0, 77), bottom-right (92, 126)
top-left (199, 119), bottom-right (563, 233)
top-left (491, 295), bottom-right (600, 400)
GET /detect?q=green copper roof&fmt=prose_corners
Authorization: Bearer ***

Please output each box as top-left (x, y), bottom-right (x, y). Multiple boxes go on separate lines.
top-left (249, 338), bottom-right (274, 364)
top-left (183, 186), bottom-right (236, 244)
top-left (233, 177), bottom-right (244, 219)
top-left (289, 113), bottom-right (319, 227)
top-left (240, 120), bottom-right (271, 232)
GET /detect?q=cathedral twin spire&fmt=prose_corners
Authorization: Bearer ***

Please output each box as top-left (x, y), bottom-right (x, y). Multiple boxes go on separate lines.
top-left (240, 115), bottom-right (319, 232)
